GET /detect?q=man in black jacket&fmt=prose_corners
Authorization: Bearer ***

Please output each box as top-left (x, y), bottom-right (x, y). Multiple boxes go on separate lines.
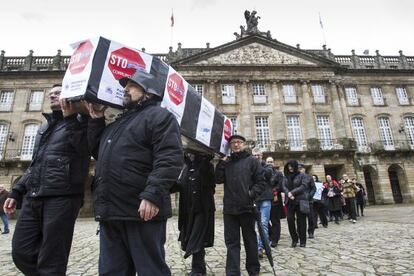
top-left (87, 70), bottom-right (183, 276)
top-left (3, 84), bottom-right (90, 276)
top-left (251, 148), bottom-right (273, 258)
top-left (298, 164), bottom-right (316, 239)
top-left (284, 160), bottom-right (311, 248)
top-left (215, 135), bottom-right (265, 276)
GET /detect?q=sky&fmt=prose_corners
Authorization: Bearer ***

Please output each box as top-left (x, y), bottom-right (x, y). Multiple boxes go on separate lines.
top-left (1, 0), bottom-right (413, 57)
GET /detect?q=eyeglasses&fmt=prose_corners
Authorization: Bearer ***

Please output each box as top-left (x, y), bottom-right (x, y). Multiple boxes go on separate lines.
top-left (230, 140), bottom-right (244, 145)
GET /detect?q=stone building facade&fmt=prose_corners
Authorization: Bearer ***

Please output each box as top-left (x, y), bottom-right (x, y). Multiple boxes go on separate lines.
top-left (0, 31), bottom-right (413, 216)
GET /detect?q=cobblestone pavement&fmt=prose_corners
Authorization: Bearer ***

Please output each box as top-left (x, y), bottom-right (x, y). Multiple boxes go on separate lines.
top-left (1, 204), bottom-right (413, 275)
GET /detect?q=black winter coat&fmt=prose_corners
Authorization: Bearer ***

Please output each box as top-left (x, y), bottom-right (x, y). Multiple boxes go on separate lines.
top-left (215, 151), bottom-right (266, 215)
top-left (177, 155), bottom-right (215, 257)
top-left (88, 100), bottom-right (183, 221)
top-left (9, 111), bottom-right (90, 203)
top-left (283, 160), bottom-right (311, 205)
top-left (256, 162), bottom-right (274, 202)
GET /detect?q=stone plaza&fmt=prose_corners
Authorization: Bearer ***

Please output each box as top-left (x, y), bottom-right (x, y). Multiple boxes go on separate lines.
top-left (0, 204), bottom-right (413, 275)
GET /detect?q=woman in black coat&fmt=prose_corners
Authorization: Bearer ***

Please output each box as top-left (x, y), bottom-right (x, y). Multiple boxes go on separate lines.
top-left (177, 152), bottom-right (215, 276)
top-left (323, 177), bottom-right (343, 224)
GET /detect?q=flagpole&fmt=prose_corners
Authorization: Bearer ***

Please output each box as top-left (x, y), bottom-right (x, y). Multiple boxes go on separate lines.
top-left (170, 9), bottom-right (174, 49)
top-left (319, 12), bottom-right (327, 46)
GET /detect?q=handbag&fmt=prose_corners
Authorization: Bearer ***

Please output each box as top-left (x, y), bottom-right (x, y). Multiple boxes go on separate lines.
top-left (281, 204), bottom-right (288, 219)
top-left (299, 200), bottom-right (310, 215)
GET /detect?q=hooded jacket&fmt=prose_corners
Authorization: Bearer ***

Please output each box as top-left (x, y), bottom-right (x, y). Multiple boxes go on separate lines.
top-left (283, 160), bottom-right (311, 204)
top-left (215, 150), bottom-right (266, 215)
top-left (88, 99), bottom-right (183, 221)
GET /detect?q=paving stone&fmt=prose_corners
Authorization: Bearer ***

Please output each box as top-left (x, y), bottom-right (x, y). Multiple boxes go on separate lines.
top-left (0, 204), bottom-right (413, 275)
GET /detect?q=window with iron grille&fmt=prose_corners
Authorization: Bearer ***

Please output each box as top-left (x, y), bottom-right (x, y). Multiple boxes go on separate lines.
top-left (371, 87), bottom-right (384, 105)
top-left (221, 84), bottom-right (236, 104)
top-left (345, 87), bottom-right (359, 106)
top-left (351, 117), bottom-right (368, 148)
top-left (21, 124), bottom-right (39, 160)
top-left (396, 87), bottom-right (409, 105)
top-left (311, 84), bottom-right (325, 103)
top-left (0, 91), bottom-right (14, 111)
top-left (0, 124), bottom-right (9, 158)
top-left (255, 116), bottom-right (270, 147)
top-left (283, 84), bottom-right (297, 103)
top-left (192, 84), bottom-right (203, 96)
top-left (377, 117), bottom-right (394, 149)
top-left (29, 90), bottom-right (44, 111)
top-left (229, 116), bottom-right (238, 135)
top-left (316, 115), bottom-right (333, 149)
top-left (286, 116), bottom-right (302, 150)
top-left (404, 116), bottom-right (414, 148)
top-left (252, 83), bottom-right (266, 96)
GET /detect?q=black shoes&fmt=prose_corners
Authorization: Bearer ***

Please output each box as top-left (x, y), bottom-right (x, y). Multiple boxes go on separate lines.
top-left (291, 241), bottom-right (298, 248)
top-left (1, 230), bottom-right (9, 234)
top-left (322, 224), bottom-right (328, 228)
top-left (271, 242), bottom-right (278, 248)
top-left (299, 243), bottom-right (306, 247)
top-left (335, 220), bottom-right (340, 225)
top-left (308, 233), bottom-right (314, 239)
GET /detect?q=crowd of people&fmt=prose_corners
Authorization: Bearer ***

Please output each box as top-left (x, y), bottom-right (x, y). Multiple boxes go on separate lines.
top-left (1, 71), bottom-right (367, 276)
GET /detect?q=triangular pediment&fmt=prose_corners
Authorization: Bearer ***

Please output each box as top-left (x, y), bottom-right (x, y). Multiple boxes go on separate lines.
top-left (195, 42), bottom-right (316, 66)
top-left (172, 35), bottom-right (338, 68)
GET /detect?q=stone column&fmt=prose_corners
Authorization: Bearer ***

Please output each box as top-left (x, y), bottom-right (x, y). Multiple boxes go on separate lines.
top-left (300, 80), bottom-right (316, 138)
top-left (270, 81), bottom-right (285, 140)
top-left (206, 80), bottom-right (218, 106)
top-left (330, 81), bottom-right (349, 138)
top-left (376, 164), bottom-right (394, 204)
top-left (402, 163), bottom-right (414, 203)
top-left (239, 80), bottom-right (252, 139)
top-left (336, 84), bottom-right (353, 137)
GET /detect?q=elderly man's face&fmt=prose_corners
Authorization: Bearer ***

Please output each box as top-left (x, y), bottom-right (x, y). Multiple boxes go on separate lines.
top-left (265, 157), bottom-right (274, 167)
top-left (230, 139), bottom-right (245, 153)
top-left (124, 81), bottom-right (145, 108)
top-left (48, 86), bottom-right (62, 111)
top-left (252, 152), bottom-right (262, 160)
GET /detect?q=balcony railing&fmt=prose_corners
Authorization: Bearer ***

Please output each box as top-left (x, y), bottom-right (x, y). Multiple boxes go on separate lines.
top-left (0, 149), bottom-right (33, 161)
top-left (370, 140), bottom-right (414, 152)
top-left (252, 95), bottom-right (267, 104)
top-left (222, 96), bottom-right (236, 105)
top-left (283, 95), bottom-right (299, 104)
top-left (245, 138), bottom-right (357, 152)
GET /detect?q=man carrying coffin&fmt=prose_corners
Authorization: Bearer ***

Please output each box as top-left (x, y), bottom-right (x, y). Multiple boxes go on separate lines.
top-left (215, 134), bottom-right (266, 276)
top-left (3, 84), bottom-right (90, 276)
top-left (87, 70), bottom-right (183, 276)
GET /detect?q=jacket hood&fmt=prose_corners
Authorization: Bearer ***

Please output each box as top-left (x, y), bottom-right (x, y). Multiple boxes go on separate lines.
top-left (284, 159), bottom-right (299, 175)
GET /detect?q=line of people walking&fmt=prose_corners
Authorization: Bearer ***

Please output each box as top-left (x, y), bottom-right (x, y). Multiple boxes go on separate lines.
top-left (1, 71), bottom-right (366, 276)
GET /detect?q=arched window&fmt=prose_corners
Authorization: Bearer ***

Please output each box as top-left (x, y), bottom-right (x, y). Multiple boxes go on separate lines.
top-left (21, 124), bottom-right (39, 160)
top-left (377, 117), bottom-right (394, 150)
top-left (351, 117), bottom-right (368, 150)
top-left (0, 123), bottom-right (9, 158)
top-left (404, 116), bottom-right (414, 149)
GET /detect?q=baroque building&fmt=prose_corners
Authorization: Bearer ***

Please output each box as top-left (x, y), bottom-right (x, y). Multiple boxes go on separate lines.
top-left (0, 24), bottom-right (413, 216)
